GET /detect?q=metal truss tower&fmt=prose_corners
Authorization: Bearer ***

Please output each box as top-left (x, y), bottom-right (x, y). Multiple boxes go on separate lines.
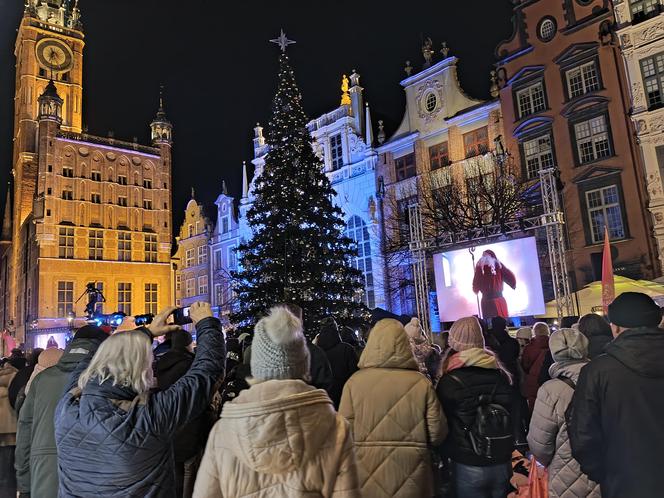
top-left (408, 203), bottom-right (432, 338)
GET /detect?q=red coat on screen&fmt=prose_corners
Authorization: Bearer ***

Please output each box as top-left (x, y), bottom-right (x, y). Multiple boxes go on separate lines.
top-left (472, 250), bottom-right (516, 319)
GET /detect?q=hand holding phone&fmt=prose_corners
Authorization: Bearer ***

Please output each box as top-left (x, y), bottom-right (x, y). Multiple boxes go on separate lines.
top-left (147, 307), bottom-right (182, 337)
top-left (171, 306), bottom-right (193, 326)
top-left (188, 302), bottom-right (213, 326)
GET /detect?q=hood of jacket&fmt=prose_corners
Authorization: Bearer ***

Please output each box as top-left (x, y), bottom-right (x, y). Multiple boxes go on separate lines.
top-left (548, 359), bottom-right (588, 383)
top-left (58, 337), bottom-right (103, 372)
top-left (219, 379), bottom-right (336, 474)
top-left (155, 349), bottom-right (193, 374)
top-left (358, 318), bottom-right (418, 370)
top-left (316, 326), bottom-right (341, 351)
top-left (0, 364), bottom-right (17, 389)
top-left (605, 327), bottom-right (664, 378)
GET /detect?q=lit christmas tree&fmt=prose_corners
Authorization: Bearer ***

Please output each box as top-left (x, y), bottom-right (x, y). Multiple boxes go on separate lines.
top-left (232, 32), bottom-right (366, 336)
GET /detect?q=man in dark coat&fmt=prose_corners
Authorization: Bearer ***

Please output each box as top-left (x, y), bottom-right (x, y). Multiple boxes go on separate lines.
top-left (15, 327), bottom-right (107, 498)
top-left (569, 292), bottom-right (664, 498)
top-left (54, 304), bottom-right (225, 498)
top-left (316, 317), bottom-right (358, 408)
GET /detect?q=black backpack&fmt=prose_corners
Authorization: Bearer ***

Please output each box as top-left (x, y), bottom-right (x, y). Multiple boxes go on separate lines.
top-left (449, 373), bottom-right (514, 460)
top-left (558, 375), bottom-right (576, 432)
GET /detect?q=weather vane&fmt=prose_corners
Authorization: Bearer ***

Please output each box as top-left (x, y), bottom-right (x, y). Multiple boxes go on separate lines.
top-left (270, 29), bottom-right (296, 52)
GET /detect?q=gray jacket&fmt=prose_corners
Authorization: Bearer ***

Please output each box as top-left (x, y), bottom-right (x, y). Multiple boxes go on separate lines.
top-left (527, 360), bottom-right (601, 498)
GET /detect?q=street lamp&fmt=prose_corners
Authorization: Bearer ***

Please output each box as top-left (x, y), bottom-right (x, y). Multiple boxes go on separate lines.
top-left (67, 311), bottom-right (76, 330)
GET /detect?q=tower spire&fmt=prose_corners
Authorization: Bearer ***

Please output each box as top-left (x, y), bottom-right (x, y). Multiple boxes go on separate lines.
top-left (222, 179), bottom-right (228, 196)
top-left (241, 161), bottom-right (249, 199)
top-left (1, 184), bottom-right (11, 242)
top-left (150, 85), bottom-right (172, 145)
top-left (365, 102), bottom-right (374, 146)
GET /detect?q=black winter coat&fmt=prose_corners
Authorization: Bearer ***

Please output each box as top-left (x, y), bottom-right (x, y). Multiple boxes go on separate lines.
top-left (569, 327), bottom-right (664, 498)
top-left (491, 330), bottom-right (520, 381)
top-left (316, 328), bottom-right (358, 408)
top-left (587, 333), bottom-right (612, 359)
top-left (306, 340), bottom-right (333, 393)
top-left (436, 366), bottom-right (513, 466)
top-left (54, 318), bottom-right (225, 498)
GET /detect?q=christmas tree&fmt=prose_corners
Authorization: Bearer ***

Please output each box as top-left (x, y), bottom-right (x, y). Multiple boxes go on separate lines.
top-left (232, 34), bottom-right (366, 337)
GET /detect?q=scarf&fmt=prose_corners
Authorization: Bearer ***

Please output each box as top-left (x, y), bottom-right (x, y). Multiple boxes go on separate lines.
top-left (443, 347), bottom-right (513, 384)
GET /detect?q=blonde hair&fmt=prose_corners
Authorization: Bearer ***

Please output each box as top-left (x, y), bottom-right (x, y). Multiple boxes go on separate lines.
top-left (78, 330), bottom-right (153, 394)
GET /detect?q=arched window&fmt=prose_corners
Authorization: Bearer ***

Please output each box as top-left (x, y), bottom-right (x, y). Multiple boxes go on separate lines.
top-left (346, 215), bottom-right (375, 308)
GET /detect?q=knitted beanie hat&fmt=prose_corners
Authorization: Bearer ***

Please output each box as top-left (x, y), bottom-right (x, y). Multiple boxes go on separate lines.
top-left (251, 306), bottom-right (310, 382)
top-left (449, 316), bottom-right (485, 352)
top-left (549, 328), bottom-right (589, 362)
top-left (404, 317), bottom-right (422, 340)
top-left (533, 322), bottom-right (550, 337)
top-left (516, 327), bottom-right (533, 340)
top-left (608, 292), bottom-right (662, 328)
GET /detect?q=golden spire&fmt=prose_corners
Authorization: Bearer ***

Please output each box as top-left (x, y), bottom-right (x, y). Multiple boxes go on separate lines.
top-left (340, 74), bottom-right (351, 106)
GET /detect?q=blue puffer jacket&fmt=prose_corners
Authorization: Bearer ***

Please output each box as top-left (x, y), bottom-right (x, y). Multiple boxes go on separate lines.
top-left (54, 317), bottom-right (225, 498)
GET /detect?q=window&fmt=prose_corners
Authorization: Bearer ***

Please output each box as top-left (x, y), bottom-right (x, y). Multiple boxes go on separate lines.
top-left (330, 134), bottom-right (343, 170)
top-left (640, 53), bottom-right (664, 109)
top-left (463, 127), bottom-right (489, 158)
top-left (62, 166), bottom-right (74, 178)
top-left (186, 248), bottom-right (195, 268)
top-left (198, 245), bottom-right (208, 265)
top-left (523, 134), bottom-right (555, 179)
top-left (516, 82), bottom-right (546, 118)
top-left (429, 141), bottom-right (450, 170)
top-left (91, 193), bottom-right (101, 204)
top-left (228, 246), bottom-right (237, 269)
top-left (630, 0), bottom-right (660, 22)
top-left (574, 115), bottom-right (611, 164)
top-left (214, 250), bottom-right (222, 270)
top-left (91, 171), bottom-right (102, 181)
top-left (538, 17), bottom-right (557, 42)
top-left (144, 283), bottom-right (158, 314)
top-left (118, 232), bottom-right (132, 261)
top-left (397, 196), bottom-right (417, 241)
top-left (188, 224), bottom-right (193, 238)
top-left (89, 229), bottom-right (103, 260)
top-left (198, 275), bottom-right (208, 296)
top-left (143, 179), bottom-right (152, 189)
top-left (58, 227), bottom-right (74, 259)
top-left (118, 283), bottom-right (132, 315)
top-left (585, 185), bottom-right (625, 243)
top-left (93, 282), bottom-right (104, 314)
top-left (399, 266), bottom-right (417, 317)
top-left (118, 196), bottom-right (127, 207)
top-left (395, 153), bottom-right (416, 181)
top-left (425, 92), bottom-right (437, 113)
top-left (565, 62), bottom-right (600, 99)
top-left (143, 199), bottom-right (152, 210)
top-left (144, 234), bottom-right (157, 262)
top-left (222, 217), bottom-right (229, 234)
top-left (118, 175), bottom-right (127, 185)
top-left (346, 216), bottom-right (375, 308)
top-left (62, 189), bottom-right (73, 200)
top-left (186, 278), bottom-right (195, 297)
top-left (57, 281), bottom-right (74, 317)
top-left (215, 284), bottom-right (223, 306)
top-left (175, 274), bottom-right (181, 292)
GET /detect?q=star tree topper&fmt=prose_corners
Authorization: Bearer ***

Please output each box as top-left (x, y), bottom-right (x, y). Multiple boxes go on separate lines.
top-left (270, 29), bottom-right (296, 52)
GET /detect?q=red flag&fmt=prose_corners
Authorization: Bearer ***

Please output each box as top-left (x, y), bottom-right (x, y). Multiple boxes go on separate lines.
top-left (602, 226), bottom-right (615, 316)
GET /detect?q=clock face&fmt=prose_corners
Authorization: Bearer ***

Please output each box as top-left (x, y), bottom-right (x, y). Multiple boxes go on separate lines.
top-left (35, 38), bottom-right (74, 73)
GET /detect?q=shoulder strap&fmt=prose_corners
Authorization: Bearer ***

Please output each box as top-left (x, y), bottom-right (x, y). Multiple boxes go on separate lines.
top-left (558, 376), bottom-right (576, 390)
top-left (446, 372), bottom-right (468, 390)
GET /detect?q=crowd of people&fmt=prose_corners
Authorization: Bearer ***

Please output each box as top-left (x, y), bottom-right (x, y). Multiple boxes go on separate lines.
top-left (0, 291), bottom-right (662, 497)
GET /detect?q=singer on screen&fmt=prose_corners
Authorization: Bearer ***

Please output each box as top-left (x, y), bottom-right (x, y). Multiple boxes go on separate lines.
top-left (472, 249), bottom-right (517, 319)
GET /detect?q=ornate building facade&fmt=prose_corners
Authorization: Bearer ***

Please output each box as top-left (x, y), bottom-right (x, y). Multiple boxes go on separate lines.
top-left (612, 0), bottom-right (664, 269)
top-left (2, 2), bottom-right (173, 346)
top-left (495, 0), bottom-right (660, 291)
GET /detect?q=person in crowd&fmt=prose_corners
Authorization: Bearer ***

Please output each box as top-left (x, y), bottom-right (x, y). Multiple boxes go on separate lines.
top-left (316, 316), bottom-right (358, 408)
top-left (515, 327), bottom-right (532, 354)
top-left (15, 326), bottom-right (108, 498)
top-left (569, 292), bottom-right (664, 498)
top-left (8, 348), bottom-right (42, 412)
top-left (340, 318), bottom-right (446, 498)
top-left (54, 303), bottom-right (225, 498)
top-left (577, 313), bottom-right (613, 359)
top-left (527, 328), bottom-right (600, 498)
top-left (155, 329), bottom-right (215, 498)
top-left (340, 325), bottom-right (365, 357)
top-left (194, 306), bottom-right (360, 497)
top-left (521, 321), bottom-right (550, 411)
top-left (0, 358), bottom-right (18, 498)
top-left (489, 317), bottom-right (520, 380)
top-left (7, 348), bottom-right (26, 370)
top-left (436, 316), bottom-right (514, 498)
top-left (14, 347), bottom-right (63, 415)
top-left (404, 317), bottom-right (442, 384)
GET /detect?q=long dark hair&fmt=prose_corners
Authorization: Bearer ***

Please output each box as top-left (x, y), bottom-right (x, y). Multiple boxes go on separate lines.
top-left (578, 313), bottom-right (612, 338)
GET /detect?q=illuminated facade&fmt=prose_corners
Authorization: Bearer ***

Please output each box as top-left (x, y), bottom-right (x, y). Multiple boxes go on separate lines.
top-left (2, 2), bottom-right (173, 345)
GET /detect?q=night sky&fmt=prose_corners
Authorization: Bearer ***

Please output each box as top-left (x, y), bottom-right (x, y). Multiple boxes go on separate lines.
top-left (0, 0), bottom-right (514, 231)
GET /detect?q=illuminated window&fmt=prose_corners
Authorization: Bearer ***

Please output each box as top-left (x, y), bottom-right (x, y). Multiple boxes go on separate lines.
top-left (228, 245), bottom-right (237, 269)
top-left (198, 275), bottom-right (208, 295)
top-left (463, 127), bottom-right (489, 158)
top-left (144, 283), bottom-right (158, 315)
top-left (330, 134), bottom-right (343, 170)
top-left (118, 283), bottom-right (132, 315)
top-left (58, 227), bottom-right (74, 259)
top-left (57, 281), bottom-right (74, 317)
top-left (88, 229), bottom-right (103, 260)
top-left (186, 248), bottom-right (195, 268)
top-left (198, 245), bottom-right (208, 265)
top-left (345, 216), bottom-right (375, 308)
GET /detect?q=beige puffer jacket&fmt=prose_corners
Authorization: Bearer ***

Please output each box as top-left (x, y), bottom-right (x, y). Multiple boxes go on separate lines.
top-left (193, 379), bottom-right (360, 498)
top-left (528, 360), bottom-right (601, 498)
top-left (0, 363), bottom-right (18, 446)
top-left (339, 319), bottom-right (447, 498)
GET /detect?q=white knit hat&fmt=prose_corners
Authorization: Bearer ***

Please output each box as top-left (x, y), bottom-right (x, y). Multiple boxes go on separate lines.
top-left (251, 306), bottom-right (310, 382)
